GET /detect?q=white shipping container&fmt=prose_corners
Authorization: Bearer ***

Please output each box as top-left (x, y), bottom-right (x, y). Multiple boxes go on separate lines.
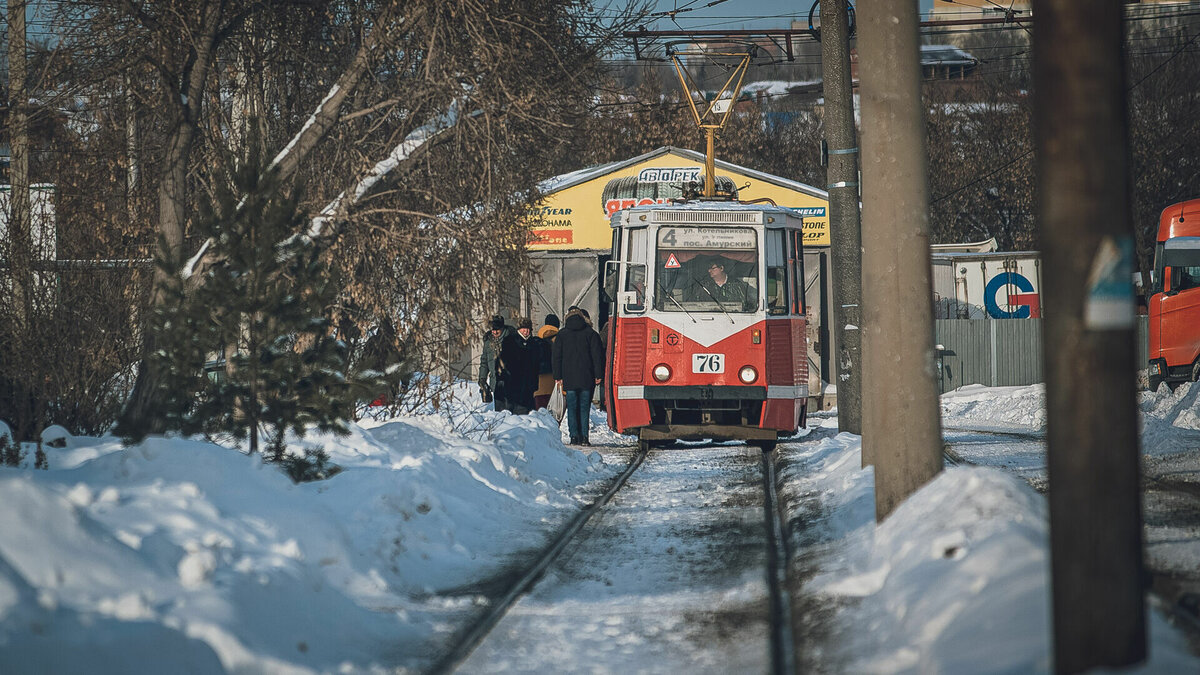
top-left (932, 252), bottom-right (1042, 319)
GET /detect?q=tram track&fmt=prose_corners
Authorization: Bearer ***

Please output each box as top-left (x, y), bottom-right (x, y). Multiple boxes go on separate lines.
top-left (942, 425), bottom-right (1046, 442)
top-left (431, 441), bottom-right (800, 674)
top-left (428, 446), bottom-right (649, 675)
top-left (761, 447), bottom-right (798, 675)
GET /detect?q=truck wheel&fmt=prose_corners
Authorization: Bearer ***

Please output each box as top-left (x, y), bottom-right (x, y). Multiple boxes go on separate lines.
top-left (1149, 375), bottom-right (1163, 393)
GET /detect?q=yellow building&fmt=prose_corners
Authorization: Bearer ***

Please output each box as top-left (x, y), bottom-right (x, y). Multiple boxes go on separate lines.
top-left (525, 146), bottom-right (830, 254)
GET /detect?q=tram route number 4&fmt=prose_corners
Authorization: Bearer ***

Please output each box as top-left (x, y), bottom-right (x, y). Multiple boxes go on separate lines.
top-left (693, 353), bottom-right (725, 373)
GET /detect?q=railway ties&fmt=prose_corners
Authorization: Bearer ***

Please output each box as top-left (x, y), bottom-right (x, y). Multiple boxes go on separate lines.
top-left (432, 441), bottom-right (800, 674)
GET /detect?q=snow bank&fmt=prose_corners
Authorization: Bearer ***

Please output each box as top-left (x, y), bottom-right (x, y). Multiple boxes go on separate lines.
top-left (816, 465), bottom-right (1054, 674)
top-left (1139, 380), bottom-right (1200, 456)
top-left (782, 421), bottom-right (1197, 674)
top-left (940, 383), bottom-right (1047, 431)
top-left (942, 379), bottom-right (1200, 458)
top-left (0, 398), bottom-right (612, 673)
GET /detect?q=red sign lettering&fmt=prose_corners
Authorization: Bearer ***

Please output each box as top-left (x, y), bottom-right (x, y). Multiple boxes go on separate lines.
top-left (532, 229), bottom-right (574, 245)
top-left (604, 197), bottom-right (673, 218)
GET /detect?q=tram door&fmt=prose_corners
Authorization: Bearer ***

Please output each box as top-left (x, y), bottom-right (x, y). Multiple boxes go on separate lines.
top-left (803, 249), bottom-right (831, 408)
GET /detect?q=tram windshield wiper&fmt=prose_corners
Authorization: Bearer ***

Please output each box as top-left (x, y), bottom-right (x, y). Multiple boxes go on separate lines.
top-left (689, 273), bottom-right (736, 324)
top-left (663, 289), bottom-right (698, 323)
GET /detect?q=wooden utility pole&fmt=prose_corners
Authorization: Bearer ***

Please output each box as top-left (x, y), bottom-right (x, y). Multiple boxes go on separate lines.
top-left (7, 0), bottom-right (32, 329)
top-left (856, 0), bottom-right (943, 517)
top-left (1031, 1), bottom-right (1146, 672)
top-left (819, 0), bottom-right (863, 435)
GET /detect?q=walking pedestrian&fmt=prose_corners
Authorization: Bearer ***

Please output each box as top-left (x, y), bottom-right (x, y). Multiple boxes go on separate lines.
top-left (478, 314), bottom-right (512, 411)
top-left (534, 314), bottom-right (560, 409)
top-left (552, 308), bottom-right (604, 446)
top-left (499, 317), bottom-right (540, 414)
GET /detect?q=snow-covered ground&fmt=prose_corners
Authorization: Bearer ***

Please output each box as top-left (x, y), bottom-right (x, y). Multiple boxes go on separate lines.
top-left (1, 382), bottom-right (1199, 673)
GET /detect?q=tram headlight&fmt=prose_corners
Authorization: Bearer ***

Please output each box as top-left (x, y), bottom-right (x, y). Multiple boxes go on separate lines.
top-left (652, 364), bottom-right (672, 382)
top-left (738, 366), bottom-right (758, 384)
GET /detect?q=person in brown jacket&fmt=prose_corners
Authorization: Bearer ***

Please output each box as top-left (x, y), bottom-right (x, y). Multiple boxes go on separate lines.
top-left (533, 314), bottom-right (560, 409)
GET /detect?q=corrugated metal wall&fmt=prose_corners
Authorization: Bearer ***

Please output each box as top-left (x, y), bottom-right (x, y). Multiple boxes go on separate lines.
top-left (933, 316), bottom-right (1150, 390)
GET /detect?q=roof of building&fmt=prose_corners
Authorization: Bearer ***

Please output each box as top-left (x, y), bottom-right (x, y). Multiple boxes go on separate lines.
top-left (537, 146), bottom-right (828, 200)
top-left (930, 237), bottom-right (999, 253)
top-left (920, 44), bottom-right (978, 67)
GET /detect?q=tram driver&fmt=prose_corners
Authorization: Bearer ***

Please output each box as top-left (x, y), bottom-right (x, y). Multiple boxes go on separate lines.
top-left (687, 258), bottom-right (754, 311)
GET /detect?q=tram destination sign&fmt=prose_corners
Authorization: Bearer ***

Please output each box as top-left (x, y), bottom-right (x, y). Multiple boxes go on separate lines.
top-left (656, 227), bottom-right (756, 249)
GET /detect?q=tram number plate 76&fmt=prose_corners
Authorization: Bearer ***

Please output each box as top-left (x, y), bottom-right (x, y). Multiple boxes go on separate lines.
top-left (692, 353), bottom-right (725, 373)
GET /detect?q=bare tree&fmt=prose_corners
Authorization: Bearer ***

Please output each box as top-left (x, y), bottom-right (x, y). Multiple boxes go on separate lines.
top-left (1126, 14), bottom-right (1200, 283)
top-left (925, 77), bottom-right (1036, 249)
top-left (43, 0), bottom-right (645, 432)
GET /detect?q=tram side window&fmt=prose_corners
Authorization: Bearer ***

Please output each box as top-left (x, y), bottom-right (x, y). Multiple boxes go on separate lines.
top-left (766, 229), bottom-right (788, 315)
top-left (625, 263), bottom-right (647, 311)
top-left (625, 229), bottom-right (648, 312)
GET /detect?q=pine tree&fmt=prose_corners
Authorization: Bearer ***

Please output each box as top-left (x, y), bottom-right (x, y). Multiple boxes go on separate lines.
top-left (119, 157), bottom-right (378, 461)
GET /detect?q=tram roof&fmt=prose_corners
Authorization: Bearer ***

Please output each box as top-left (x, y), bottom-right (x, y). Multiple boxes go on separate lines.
top-left (611, 200), bottom-right (806, 228)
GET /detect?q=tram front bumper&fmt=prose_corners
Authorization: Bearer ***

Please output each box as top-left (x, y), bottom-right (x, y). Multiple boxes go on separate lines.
top-left (618, 385), bottom-right (767, 400)
top-left (638, 424), bottom-right (778, 442)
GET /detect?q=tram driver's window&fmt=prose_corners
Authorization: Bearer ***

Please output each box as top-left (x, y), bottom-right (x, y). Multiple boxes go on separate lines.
top-left (766, 230), bottom-right (788, 315)
top-left (625, 263), bottom-right (647, 311)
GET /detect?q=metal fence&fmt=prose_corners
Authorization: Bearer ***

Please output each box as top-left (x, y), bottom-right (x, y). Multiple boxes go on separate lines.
top-left (933, 316), bottom-right (1149, 391)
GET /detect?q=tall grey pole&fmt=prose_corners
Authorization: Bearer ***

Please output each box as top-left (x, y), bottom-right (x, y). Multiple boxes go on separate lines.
top-left (1031, 1), bottom-right (1146, 672)
top-left (856, 0), bottom-right (943, 518)
top-left (820, 0), bottom-right (863, 435)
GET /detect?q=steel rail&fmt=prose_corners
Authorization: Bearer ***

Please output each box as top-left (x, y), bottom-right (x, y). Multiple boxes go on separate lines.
top-left (942, 425), bottom-right (1046, 443)
top-left (761, 447), bottom-right (798, 675)
top-left (942, 444), bottom-right (967, 467)
top-left (427, 446), bottom-right (649, 675)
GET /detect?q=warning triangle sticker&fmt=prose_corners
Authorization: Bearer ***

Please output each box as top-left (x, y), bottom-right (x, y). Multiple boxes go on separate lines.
top-left (664, 253), bottom-right (681, 269)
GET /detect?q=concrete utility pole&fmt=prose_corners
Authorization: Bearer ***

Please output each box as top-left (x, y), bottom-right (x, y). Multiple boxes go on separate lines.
top-left (819, 0), bottom-right (863, 435)
top-left (7, 0), bottom-right (33, 329)
top-left (1030, 1), bottom-right (1146, 672)
top-left (856, 0), bottom-right (943, 518)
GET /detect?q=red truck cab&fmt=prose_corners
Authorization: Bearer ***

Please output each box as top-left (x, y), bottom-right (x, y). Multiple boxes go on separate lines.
top-left (1148, 199), bottom-right (1200, 391)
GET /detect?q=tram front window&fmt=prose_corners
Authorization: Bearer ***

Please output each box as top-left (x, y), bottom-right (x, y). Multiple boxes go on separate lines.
top-left (654, 226), bottom-right (759, 312)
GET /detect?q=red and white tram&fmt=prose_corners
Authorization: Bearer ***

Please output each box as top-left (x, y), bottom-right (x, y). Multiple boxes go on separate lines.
top-left (602, 201), bottom-right (809, 450)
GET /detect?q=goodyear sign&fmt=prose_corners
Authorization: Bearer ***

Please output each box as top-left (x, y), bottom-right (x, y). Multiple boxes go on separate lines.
top-left (527, 149), bottom-right (831, 250)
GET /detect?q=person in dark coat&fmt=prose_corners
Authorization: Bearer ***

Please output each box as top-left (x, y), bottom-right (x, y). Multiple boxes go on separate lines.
top-left (499, 317), bottom-right (540, 414)
top-left (552, 308), bottom-right (605, 445)
top-left (479, 315), bottom-right (513, 411)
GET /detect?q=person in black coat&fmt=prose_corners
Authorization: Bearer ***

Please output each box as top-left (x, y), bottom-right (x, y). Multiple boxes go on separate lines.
top-left (551, 308), bottom-right (604, 445)
top-left (498, 317), bottom-right (540, 414)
